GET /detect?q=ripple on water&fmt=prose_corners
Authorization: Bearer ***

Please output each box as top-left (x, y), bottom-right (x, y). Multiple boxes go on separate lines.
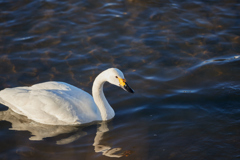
top-left (0, 0), bottom-right (240, 159)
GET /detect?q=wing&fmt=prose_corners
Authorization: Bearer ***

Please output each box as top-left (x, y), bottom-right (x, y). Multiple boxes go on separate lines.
top-left (0, 82), bottom-right (101, 125)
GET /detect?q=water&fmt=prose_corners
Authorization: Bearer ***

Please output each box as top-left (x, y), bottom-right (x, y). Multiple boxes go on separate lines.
top-left (0, 0), bottom-right (240, 159)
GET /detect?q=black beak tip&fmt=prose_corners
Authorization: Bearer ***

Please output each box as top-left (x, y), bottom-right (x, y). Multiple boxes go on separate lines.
top-left (129, 88), bottom-right (134, 94)
top-left (124, 83), bottom-right (134, 94)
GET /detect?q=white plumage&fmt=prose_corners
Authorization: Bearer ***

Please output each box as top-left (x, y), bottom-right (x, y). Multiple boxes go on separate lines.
top-left (0, 68), bottom-right (134, 125)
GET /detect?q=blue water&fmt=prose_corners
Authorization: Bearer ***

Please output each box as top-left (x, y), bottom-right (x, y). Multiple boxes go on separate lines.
top-left (0, 0), bottom-right (240, 159)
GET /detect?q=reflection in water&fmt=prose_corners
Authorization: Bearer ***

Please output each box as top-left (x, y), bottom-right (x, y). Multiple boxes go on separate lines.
top-left (0, 109), bottom-right (124, 158)
top-left (0, 109), bottom-right (80, 141)
top-left (93, 122), bottom-right (123, 158)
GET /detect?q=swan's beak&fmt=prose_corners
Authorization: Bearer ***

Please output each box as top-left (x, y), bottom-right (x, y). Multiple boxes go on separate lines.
top-left (123, 82), bottom-right (134, 93)
top-left (118, 78), bottom-right (134, 93)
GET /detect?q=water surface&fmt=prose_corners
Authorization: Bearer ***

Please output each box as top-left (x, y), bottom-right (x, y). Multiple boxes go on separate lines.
top-left (0, 0), bottom-right (240, 159)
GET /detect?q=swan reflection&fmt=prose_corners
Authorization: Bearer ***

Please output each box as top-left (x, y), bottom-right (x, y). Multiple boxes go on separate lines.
top-left (0, 109), bottom-right (125, 158)
top-left (93, 122), bottom-right (122, 158)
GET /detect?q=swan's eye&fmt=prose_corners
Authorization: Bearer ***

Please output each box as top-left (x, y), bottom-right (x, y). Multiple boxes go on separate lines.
top-left (115, 76), bottom-right (118, 78)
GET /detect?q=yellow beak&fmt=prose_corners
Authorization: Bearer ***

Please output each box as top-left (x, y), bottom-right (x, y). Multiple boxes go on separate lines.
top-left (118, 77), bottom-right (126, 87)
top-left (117, 77), bottom-right (134, 93)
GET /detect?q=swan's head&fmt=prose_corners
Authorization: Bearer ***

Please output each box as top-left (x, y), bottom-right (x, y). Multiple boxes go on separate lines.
top-left (106, 68), bottom-right (134, 93)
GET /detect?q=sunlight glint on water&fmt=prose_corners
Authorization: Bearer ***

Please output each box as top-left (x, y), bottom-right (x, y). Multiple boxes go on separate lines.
top-left (0, 0), bottom-right (240, 159)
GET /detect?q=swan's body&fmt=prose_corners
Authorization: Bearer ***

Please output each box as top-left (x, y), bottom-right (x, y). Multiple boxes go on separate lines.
top-left (0, 68), bottom-right (134, 125)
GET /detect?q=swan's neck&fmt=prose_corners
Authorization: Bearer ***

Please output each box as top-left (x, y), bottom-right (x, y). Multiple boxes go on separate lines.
top-left (92, 71), bottom-right (114, 121)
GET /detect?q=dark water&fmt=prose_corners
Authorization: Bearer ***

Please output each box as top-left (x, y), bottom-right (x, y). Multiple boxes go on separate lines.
top-left (0, 0), bottom-right (240, 159)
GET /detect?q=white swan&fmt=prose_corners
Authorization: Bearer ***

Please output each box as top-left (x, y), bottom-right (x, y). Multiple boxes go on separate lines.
top-left (0, 68), bottom-right (134, 125)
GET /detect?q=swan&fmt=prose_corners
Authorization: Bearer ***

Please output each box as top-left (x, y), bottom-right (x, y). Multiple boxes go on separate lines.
top-left (0, 68), bottom-right (134, 125)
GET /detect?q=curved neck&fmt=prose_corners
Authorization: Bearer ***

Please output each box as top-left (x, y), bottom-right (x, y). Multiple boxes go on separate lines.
top-left (92, 71), bottom-right (114, 121)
